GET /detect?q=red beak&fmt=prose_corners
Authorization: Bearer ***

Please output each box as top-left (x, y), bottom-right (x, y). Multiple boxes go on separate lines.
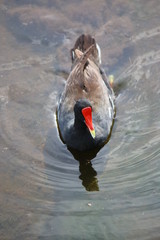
top-left (82, 107), bottom-right (95, 138)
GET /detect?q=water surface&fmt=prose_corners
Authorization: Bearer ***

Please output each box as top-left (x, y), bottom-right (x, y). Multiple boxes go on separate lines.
top-left (0, 0), bottom-right (160, 239)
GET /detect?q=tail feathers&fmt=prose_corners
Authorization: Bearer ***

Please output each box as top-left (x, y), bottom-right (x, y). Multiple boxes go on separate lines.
top-left (71, 34), bottom-right (101, 66)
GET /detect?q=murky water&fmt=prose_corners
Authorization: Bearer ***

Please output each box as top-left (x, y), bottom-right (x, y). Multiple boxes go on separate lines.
top-left (0, 0), bottom-right (160, 239)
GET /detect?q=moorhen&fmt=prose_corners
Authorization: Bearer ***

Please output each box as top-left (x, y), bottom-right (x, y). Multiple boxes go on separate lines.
top-left (57, 34), bottom-right (115, 151)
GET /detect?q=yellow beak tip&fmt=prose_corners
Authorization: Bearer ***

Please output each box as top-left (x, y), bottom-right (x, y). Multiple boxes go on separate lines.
top-left (90, 130), bottom-right (96, 139)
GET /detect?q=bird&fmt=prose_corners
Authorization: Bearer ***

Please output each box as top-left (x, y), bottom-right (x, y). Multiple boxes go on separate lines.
top-left (57, 34), bottom-right (115, 151)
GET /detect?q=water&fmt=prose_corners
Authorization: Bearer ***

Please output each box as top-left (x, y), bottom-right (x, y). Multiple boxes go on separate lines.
top-left (0, 0), bottom-right (160, 239)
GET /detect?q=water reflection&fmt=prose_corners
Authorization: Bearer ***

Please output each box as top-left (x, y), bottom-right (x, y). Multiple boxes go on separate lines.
top-left (69, 147), bottom-right (101, 191)
top-left (44, 127), bottom-right (100, 191)
top-left (79, 160), bottom-right (99, 191)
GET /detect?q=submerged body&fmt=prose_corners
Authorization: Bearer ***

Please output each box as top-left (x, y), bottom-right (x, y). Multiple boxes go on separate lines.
top-left (57, 34), bottom-right (115, 151)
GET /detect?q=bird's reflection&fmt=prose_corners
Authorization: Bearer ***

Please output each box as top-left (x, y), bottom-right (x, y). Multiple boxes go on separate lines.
top-left (44, 128), bottom-right (101, 192)
top-left (68, 147), bottom-right (101, 191)
top-left (79, 160), bottom-right (99, 191)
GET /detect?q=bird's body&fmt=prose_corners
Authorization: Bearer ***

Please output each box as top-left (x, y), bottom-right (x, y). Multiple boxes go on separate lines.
top-left (57, 34), bottom-right (115, 151)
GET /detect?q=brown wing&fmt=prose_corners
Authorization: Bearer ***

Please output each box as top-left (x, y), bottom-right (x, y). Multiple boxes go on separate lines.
top-left (64, 46), bottom-right (110, 113)
top-left (70, 34), bottom-right (100, 66)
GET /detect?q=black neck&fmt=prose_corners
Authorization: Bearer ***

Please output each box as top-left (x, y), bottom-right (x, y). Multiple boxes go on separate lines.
top-left (74, 117), bottom-right (86, 131)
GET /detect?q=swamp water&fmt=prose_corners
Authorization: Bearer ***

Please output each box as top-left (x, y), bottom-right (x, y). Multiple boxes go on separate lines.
top-left (0, 0), bottom-right (160, 239)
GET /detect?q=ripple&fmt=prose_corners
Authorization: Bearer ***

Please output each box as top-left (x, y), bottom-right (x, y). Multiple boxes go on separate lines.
top-left (0, 55), bottom-right (54, 72)
top-left (131, 26), bottom-right (160, 43)
top-left (118, 49), bottom-right (160, 80)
